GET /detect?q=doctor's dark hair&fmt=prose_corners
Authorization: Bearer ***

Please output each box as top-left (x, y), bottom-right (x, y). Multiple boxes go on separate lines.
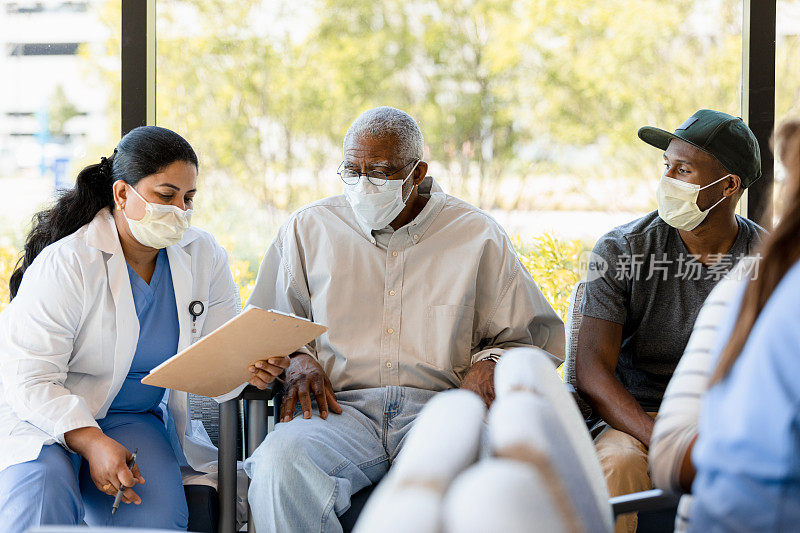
top-left (9, 126), bottom-right (198, 299)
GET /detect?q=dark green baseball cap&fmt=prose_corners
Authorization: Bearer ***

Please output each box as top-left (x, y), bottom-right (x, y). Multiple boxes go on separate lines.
top-left (638, 109), bottom-right (762, 188)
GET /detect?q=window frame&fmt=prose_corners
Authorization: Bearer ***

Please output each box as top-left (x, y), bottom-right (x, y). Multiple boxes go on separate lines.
top-left (742, 0), bottom-right (777, 228)
top-left (120, 0), bottom-right (155, 135)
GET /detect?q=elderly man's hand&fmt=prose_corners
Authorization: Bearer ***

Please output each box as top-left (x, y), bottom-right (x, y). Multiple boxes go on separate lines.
top-left (280, 353), bottom-right (342, 422)
top-left (248, 357), bottom-right (291, 389)
top-left (461, 359), bottom-right (497, 409)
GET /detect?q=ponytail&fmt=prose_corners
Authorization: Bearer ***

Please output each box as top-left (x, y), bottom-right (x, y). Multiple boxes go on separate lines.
top-left (9, 155), bottom-right (115, 298)
top-left (9, 126), bottom-right (198, 299)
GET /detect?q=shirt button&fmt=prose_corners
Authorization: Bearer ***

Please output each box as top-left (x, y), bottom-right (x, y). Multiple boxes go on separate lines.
top-left (392, 251), bottom-right (398, 257)
top-left (386, 361), bottom-right (392, 368)
top-left (387, 328), bottom-right (394, 334)
top-left (412, 234), bottom-right (419, 241)
top-left (389, 290), bottom-right (396, 296)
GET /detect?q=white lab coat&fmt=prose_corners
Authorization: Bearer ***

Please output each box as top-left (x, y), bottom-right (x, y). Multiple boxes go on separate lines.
top-left (0, 207), bottom-right (240, 482)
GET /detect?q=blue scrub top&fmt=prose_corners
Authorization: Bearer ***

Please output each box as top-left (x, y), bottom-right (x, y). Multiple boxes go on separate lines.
top-left (690, 258), bottom-right (800, 531)
top-left (109, 248), bottom-right (180, 414)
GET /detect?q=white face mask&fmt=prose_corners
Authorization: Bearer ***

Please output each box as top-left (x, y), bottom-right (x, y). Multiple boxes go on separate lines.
top-left (656, 174), bottom-right (730, 231)
top-left (344, 161), bottom-right (419, 230)
top-left (123, 185), bottom-right (193, 248)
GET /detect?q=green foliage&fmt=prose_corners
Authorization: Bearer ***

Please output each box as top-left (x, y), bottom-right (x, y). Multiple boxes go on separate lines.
top-left (48, 86), bottom-right (82, 137)
top-left (0, 247), bottom-right (16, 312)
top-left (231, 257), bottom-right (257, 308)
top-left (519, 0), bottom-right (743, 173)
top-left (513, 233), bottom-right (588, 321)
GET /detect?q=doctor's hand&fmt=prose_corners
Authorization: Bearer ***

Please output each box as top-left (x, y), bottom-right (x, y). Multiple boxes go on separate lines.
top-left (279, 353), bottom-right (342, 422)
top-left (248, 356), bottom-right (291, 389)
top-left (65, 427), bottom-right (145, 504)
top-left (461, 359), bottom-right (497, 409)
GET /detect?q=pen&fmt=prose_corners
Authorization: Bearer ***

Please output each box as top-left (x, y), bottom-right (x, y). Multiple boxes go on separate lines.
top-left (111, 448), bottom-right (138, 516)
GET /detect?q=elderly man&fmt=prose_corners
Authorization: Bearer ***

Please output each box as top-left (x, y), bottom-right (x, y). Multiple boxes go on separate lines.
top-left (575, 109), bottom-right (765, 533)
top-left (243, 106), bottom-right (564, 532)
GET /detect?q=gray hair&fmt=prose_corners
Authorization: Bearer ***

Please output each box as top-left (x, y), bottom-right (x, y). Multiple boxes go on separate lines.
top-left (343, 106), bottom-right (424, 163)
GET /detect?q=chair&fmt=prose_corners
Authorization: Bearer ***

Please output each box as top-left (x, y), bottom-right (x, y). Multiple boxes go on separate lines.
top-left (611, 490), bottom-right (681, 533)
top-left (25, 525), bottom-right (174, 533)
top-left (186, 393), bottom-right (241, 533)
top-left (188, 388), bottom-right (267, 533)
top-left (214, 384), bottom-right (369, 533)
top-left (563, 280), bottom-right (594, 419)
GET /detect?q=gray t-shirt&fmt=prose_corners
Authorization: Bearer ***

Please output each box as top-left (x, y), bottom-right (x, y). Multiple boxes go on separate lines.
top-left (581, 211), bottom-right (764, 412)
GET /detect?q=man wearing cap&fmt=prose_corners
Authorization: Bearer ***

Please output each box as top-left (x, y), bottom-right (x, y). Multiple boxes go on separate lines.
top-left (575, 109), bottom-right (766, 533)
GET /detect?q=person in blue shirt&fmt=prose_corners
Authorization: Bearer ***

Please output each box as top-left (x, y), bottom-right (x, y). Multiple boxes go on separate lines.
top-left (690, 118), bottom-right (800, 531)
top-left (0, 126), bottom-right (288, 529)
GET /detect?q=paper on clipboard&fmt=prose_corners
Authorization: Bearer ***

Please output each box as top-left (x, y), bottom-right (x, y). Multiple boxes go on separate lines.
top-left (142, 307), bottom-right (327, 397)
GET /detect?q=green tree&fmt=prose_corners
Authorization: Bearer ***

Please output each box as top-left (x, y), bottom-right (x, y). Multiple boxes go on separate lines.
top-left (91, 0), bottom-right (752, 216)
top-left (414, 0), bottom-right (525, 205)
top-left (518, 0), bottom-right (742, 175)
top-left (48, 85), bottom-right (82, 137)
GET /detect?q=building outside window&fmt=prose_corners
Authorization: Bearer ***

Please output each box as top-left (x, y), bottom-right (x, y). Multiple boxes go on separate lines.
top-left (0, 0), bottom-right (118, 267)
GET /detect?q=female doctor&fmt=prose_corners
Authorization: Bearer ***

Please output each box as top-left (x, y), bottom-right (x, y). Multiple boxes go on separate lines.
top-left (0, 126), bottom-right (288, 529)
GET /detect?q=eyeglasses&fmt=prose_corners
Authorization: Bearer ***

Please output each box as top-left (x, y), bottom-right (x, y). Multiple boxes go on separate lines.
top-left (337, 159), bottom-right (419, 186)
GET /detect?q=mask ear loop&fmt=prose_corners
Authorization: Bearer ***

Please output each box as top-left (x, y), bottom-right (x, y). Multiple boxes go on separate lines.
top-left (125, 183), bottom-right (150, 206)
top-left (702, 195), bottom-right (728, 213)
top-left (119, 184), bottom-right (149, 221)
top-left (698, 174), bottom-right (732, 191)
top-left (400, 160), bottom-right (421, 203)
top-left (699, 174), bottom-right (733, 213)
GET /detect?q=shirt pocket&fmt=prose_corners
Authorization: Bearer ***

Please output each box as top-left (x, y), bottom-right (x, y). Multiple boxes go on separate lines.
top-left (424, 304), bottom-right (475, 371)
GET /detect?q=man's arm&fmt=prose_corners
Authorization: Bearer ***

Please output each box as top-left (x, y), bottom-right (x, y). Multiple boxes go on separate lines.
top-left (470, 236), bottom-right (565, 366)
top-left (575, 316), bottom-right (655, 447)
top-left (462, 234), bottom-right (564, 407)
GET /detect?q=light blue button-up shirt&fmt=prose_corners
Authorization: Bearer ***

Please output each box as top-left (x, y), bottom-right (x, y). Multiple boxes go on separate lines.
top-left (690, 258), bottom-right (800, 532)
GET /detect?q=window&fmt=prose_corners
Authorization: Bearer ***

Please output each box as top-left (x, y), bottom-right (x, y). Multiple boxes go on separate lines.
top-left (0, 1), bottom-right (784, 313)
top-left (775, 0), bottom-right (800, 221)
top-left (155, 0), bottom-right (747, 313)
top-left (0, 0), bottom-right (120, 307)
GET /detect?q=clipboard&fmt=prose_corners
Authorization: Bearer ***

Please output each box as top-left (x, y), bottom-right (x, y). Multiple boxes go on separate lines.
top-left (142, 307), bottom-right (327, 397)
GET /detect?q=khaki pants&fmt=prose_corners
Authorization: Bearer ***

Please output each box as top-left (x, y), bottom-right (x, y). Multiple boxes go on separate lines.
top-left (593, 414), bottom-right (656, 533)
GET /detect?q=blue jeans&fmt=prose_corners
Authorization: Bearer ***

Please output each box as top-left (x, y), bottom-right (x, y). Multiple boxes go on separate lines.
top-left (0, 411), bottom-right (188, 531)
top-left (245, 386), bottom-right (438, 533)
